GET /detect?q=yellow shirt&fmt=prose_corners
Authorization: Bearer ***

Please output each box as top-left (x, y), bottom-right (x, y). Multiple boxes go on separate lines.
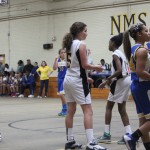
top-left (36, 66), bottom-right (53, 80)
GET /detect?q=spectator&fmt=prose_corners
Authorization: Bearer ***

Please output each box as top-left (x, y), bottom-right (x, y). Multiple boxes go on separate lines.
top-left (23, 59), bottom-right (33, 73)
top-left (0, 61), bottom-right (4, 74)
top-left (31, 62), bottom-right (39, 81)
top-left (36, 61), bottom-right (53, 98)
top-left (18, 70), bottom-right (35, 98)
top-left (17, 72), bottom-right (23, 94)
top-left (4, 63), bottom-right (13, 73)
top-left (17, 60), bottom-right (24, 73)
top-left (2, 71), bottom-right (9, 96)
top-left (8, 71), bottom-right (18, 97)
top-left (100, 59), bottom-right (111, 71)
top-left (87, 49), bottom-right (94, 65)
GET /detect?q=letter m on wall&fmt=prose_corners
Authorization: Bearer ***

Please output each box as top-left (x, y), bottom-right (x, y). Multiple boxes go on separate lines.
top-left (111, 14), bottom-right (135, 35)
top-left (123, 14), bottom-right (135, 31)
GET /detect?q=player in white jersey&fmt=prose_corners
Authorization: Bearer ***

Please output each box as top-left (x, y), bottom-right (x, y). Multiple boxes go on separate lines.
top-left (62, 22), bottom-right (107, 150)
top-left (97, 33), bottom-right (132, 144)
top-left (123, 23), bottom-right (150, 150)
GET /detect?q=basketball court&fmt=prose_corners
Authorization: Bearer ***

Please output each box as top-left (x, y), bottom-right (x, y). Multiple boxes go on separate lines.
top-left (0, 97), bottom-right (145, 150)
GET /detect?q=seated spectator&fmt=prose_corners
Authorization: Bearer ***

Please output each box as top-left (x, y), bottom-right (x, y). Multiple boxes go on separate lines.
top-left (17, 72), bottom-right (23, 94)
top-left (8, 71), bottom-right (17, 97)
top-left (4, 63), bottom-right (13, 74)
top-left (18, 70), bottom-right (35, 98)
top-left (23, 59), bottom-right (33, 73)
top-left (2, 71), bottom-right (9, 96)
top-left (17, 60), bottom-right (24, 73)
top-left (31, 62), bottom-right (39, 81)
top-left (99, 59), bottom-right (111, 71)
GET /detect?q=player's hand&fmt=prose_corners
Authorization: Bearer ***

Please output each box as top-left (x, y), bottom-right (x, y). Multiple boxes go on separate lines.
top-left (94, 65), bottom-right (103, 72)
top-left (87, 77), bottom-right (94, 84)
top-left (55, 55), bottom-right (59, 60)
top-left (98, 81), bottom-right (107, 89)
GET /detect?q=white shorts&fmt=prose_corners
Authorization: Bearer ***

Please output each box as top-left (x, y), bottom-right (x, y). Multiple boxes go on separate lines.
top-left (64, 76), bottom-right (91, 105)
top-left (108, 76), bottom-right (131, 103)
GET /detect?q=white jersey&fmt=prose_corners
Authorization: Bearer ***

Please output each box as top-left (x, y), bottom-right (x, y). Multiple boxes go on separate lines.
top-left (111, 49), bottom-right (130, 79)
top-left (66, 39), bottom-right (88, 78)
top-left (64, 39), bottom-right (90, 103)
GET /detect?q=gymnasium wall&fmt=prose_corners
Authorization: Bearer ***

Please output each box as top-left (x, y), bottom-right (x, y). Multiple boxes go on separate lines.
top-left (0, 0), bottom-right (149, 76)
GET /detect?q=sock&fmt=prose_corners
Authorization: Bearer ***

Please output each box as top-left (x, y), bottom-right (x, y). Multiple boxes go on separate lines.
top-left (144, 142), bottom-right (150, 150)
top-left (86, 129), bottom-right (94, 143)
top-left (63, 104), bottom-right (67, 109)
top-left (125, 125), bottom-right (132, 134)
top-left (104, 124), bottom-right (110, 134)
top-left (62, 104), bottom-right (67, 112)
top-left (66, 128), bottom-right (74, 141)
top-left (131, 129), bottom-right (143, 141)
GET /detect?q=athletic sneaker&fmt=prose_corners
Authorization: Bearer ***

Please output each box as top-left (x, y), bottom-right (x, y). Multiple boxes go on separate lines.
top-left (86, 140), bottom-right (107, 150)
top-left (97, 132), bottom-right (111, 143)
top-left (123, 134), bottom-right (136, 150)
top-left (65, 140), bottom-right (82, 149)
top-left (28, 95), bottom-right (34, 98)
top-left (117, 133), bottom-right (129, 145)
top-left (18, 94), bottom-right (24, 98)
top-left (58, 111), bottom-right (67, 116)
top-left (117, 137), bottom-right (125, 145)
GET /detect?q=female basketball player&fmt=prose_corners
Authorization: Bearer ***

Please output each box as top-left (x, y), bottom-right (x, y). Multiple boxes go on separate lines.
top-left (97, 33), bottom-right (132, 145)
top-left (62, 22), bottom-right (107, 150)
top-left (53, 48), bottom-right (67, 116)
top-left (123, 23), bottom-right (150, 150)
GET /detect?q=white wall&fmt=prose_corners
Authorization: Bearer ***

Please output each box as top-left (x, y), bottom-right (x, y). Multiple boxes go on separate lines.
top-left (0, 0), bottom-right (149, 76)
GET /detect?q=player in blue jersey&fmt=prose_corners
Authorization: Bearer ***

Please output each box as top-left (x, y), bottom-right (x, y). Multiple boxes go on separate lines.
top-left (123, 23), bottom-right (150, 150)
top-left (53, 48), bottom-right (67, 116)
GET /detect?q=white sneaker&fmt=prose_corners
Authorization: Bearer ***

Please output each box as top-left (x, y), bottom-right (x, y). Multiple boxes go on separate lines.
top-left (28, 95), bottom-right (34, 98)
top-left (86, 141), bottom-right (107, 150)
top-left (18, 94), bottom-right (24, 98)
top-left (37, 96), bottom-right (42, 98)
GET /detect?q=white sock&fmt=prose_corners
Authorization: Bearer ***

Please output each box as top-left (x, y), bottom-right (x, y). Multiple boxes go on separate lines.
top-left (86, 129), bottom-right (94, 143)
top-left (104, 124), bottom-right (110, 134)
top-left (67, 128), bottom-right (74, 141)
top-left (125, 125), bottom-right (132, 134)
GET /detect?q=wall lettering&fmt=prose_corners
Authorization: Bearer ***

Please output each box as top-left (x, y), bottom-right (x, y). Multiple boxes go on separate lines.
top-left (111, 12), bottom-right (147, 35)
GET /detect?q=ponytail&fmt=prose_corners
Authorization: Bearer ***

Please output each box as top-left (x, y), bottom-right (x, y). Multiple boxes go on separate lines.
top-left (123, 30), bottom-right (131, 62)
top-left (62, 33), bottom-right (73, 52)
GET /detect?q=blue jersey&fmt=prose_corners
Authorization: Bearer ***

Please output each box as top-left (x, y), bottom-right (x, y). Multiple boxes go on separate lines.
top-left (130, 44), bottom-right (142, 81)
top-left (130, 44), bottom-right (150, 119)
top-left (146, 42), bottom-right (150, 49)
top-left (58, 58), bottom-right (67, 79)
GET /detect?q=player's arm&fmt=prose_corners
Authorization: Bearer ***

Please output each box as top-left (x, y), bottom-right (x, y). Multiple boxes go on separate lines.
top-left (79, 43), bottom-right (103, 72)
top-left (135, 48), bottom-right (150, 80)
top-left (53, 56), bottom-right (58, 70)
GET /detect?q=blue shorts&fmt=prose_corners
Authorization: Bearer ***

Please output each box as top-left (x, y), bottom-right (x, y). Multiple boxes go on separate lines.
top-left (131, 81), bottom-right (150, 119)
top-left (57, 78), bottom-right (65, 95)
